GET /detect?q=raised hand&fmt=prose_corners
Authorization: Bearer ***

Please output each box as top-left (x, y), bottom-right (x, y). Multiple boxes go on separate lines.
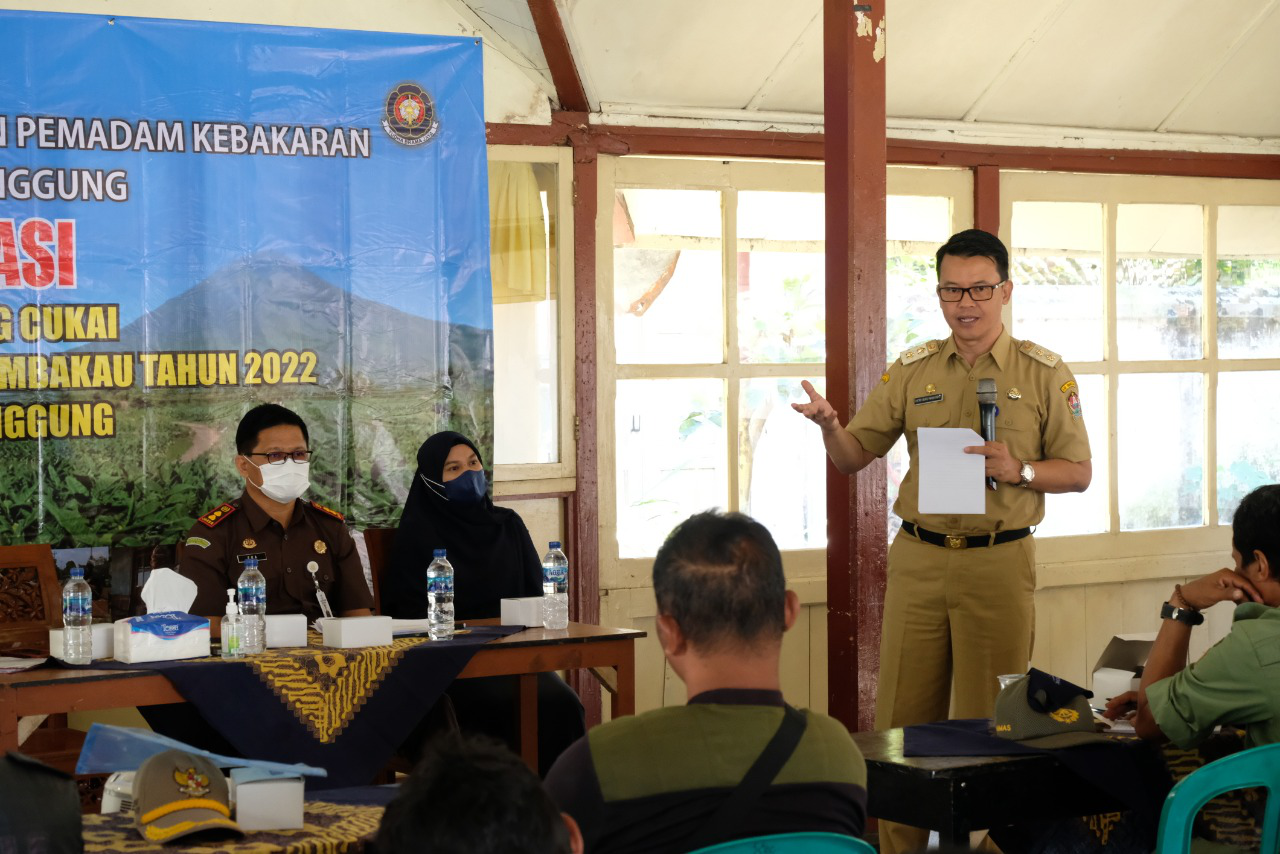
top-left (792, 380), bottom-right (840, 432)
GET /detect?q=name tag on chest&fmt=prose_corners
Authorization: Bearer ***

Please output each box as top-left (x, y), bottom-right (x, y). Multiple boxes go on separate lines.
top-left (914, 393), bottom-right (944, 405)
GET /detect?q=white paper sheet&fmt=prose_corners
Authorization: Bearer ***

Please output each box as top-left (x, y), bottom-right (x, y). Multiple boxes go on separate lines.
top-left (917, 427), bottom-right (986, 514)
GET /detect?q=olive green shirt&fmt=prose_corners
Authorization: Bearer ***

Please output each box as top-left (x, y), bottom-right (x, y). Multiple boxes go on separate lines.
top-left (847, 328), bottom-right (1091, 534)
top-left (1146, 603), bottom-right (1280, 749)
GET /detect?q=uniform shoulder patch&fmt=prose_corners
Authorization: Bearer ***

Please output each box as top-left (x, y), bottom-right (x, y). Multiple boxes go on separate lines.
top-left (900, 340), bottom-right (941, 366)
top-left (1018, 339), bottom-right (1061, 368)
top-left (197, 503), bottom-right (237, 528)
top-left (309, 500), bottom-right (345, 522)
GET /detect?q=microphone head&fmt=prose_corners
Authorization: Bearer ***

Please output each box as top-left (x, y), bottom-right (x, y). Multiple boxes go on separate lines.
top-left (977, 377), bottom-right (997, 405)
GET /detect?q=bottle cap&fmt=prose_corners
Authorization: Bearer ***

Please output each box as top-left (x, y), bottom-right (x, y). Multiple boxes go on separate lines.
top-left (433, 549), bottom-right (446, 558)
top-left (225, 589), bottom-right (239, 616)
top-left (549, 541), bottom-right (561, 549)
top-left (70, 565), bottom-right (84, 578)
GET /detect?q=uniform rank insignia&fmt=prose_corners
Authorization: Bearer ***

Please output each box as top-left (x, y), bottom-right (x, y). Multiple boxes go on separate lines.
top-left (1019, 340), bottom-right (1061, 367)
top-left (900, 340), bottom-right (940, 366)
top-left (197, 503), bottom-right (237, 528)
top-left (309, 501), bottom-right (345, 521)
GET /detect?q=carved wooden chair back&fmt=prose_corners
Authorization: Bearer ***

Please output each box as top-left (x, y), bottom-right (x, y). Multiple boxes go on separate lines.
top-left (0, 544), bottom-right (60, 653)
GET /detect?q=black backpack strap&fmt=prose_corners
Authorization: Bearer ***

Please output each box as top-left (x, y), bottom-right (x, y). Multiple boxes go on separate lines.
top-left (682, 704), bottom-right (808, 852)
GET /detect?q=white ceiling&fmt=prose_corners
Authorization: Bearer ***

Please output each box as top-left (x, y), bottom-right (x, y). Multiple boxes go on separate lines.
top-left (466, 0), bottom-right (1280, 143)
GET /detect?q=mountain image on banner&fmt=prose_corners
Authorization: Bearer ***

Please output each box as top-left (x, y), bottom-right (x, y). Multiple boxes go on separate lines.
top-left (95, 255), bottom-right (492, 394)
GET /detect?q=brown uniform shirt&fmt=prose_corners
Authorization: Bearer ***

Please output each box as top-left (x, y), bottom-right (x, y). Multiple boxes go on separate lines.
top-left (848, 329), bottom-right (1091, 535)
top-left (180, 491), bottom-right (373, 622)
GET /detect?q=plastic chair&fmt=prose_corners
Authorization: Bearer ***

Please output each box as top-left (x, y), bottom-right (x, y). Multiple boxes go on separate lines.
top-left (689, 832), bottom-right (876, 853)
top-left (1155, 741), bottom-right (1280, 853)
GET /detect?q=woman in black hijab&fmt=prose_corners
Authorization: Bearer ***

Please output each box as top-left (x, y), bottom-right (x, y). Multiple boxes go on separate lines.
top-left (383, 431), bottom-right (585, 775)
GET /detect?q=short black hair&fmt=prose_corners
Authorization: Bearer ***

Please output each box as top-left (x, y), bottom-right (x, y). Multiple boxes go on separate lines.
top-left (235, 403), bottom-right (309, 454)
top-left (375, 735), bottom-right (570, 854)
top-left (936, 228), bottom-right (1009, 283)
top-left (652, 511), bottom-right (787, 650)
top-left (1232, 484), bottom-right (1280, 579)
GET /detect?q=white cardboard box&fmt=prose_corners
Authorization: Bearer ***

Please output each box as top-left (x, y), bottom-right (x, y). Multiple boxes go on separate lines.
top-left (500, 596), bottom-right (544, 628)
top-left (1092, 632), bottom-right (1157, 702)
top-left (114, 612), bottom-right (211, 663)
top-left (49, 623), bottom-right (115, 661)
top-left (265, 613), bottom-right (308, 648)
top-left (229, 767), bottom-right (303, 831)
top-left (320, 615), bottom-right (392, 648)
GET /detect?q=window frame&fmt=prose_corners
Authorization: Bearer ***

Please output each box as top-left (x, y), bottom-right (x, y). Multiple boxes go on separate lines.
top-left (1001, 170), bottom-right (1280, 571)
top-left (487, 144), bottom-right (577, 491)
top-left (597, 156), bottom-right (973, 591)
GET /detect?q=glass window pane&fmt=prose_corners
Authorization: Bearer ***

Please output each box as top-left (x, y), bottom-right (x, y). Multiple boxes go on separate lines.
top-left (616, 379), bottom-right (727, 557)
top-left (885, 196), bottom-right (954, 362)
top-left (1217, 206), bottom-right (1280, 360)
top-left (1036, 374), bottom-right (1108, 536)
top-left (737, 192), bottom-right (825, 364)
top-left (614, 190), bottom-right (723, 364)
top-left (1119, 373), bottom-right (1204, 530)
top-left (739, 377), bottom-right (827, 549)
top-left (886, 434), bottom-right (907, 542)
top-left (1011, 202), bottom-right (1104, 363)
top-left (492, 161), bottom-right (559, 465)
top-left (1116, 204), bottom-right (1204, 361)
top-left (1218, 371), bottom-right (1280, 523)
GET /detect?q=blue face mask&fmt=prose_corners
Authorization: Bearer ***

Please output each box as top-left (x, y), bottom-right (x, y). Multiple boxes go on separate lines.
top-left (422, 469), bottom-right (487, 504)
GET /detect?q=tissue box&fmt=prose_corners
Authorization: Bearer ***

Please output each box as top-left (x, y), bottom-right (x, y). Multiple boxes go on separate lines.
top-left (320, 616), bottom-right (392, 648)
top-left (265, 614), bottom-right (308, 648)
top-left (500, 596), bottom-right (544, 627)
top-left (113, 612), bottom-right (211, 663)
top-left (1092, 632), bottom-right (1157, 701)
top-left (49, 623), bottom-right (115, 661)
top-left (229, 767), bottom-right (303, 831)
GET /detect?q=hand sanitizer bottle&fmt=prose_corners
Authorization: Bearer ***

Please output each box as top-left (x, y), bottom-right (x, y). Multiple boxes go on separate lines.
top-left (221, 588), bottom-right (244, 659)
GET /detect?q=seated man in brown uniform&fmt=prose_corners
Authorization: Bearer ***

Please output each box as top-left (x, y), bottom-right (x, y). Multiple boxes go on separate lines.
top-left (181, 403), bottom-right (373, 623)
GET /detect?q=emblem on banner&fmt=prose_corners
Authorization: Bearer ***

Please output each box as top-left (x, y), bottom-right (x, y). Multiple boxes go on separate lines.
top-left (381, 82), bottom-right (440, 147)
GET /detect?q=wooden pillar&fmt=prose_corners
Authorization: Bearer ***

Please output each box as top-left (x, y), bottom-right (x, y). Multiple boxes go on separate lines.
top-left (824, 0), bottom-right (888, 733)
top-left (567, 145), bottom-right (602, 726)
top-left (973, 164), bottom-right (1000, 236)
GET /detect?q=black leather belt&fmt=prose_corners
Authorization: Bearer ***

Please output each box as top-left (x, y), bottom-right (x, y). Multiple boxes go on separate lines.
top-left (901, 521), bottom-right (1032, 550)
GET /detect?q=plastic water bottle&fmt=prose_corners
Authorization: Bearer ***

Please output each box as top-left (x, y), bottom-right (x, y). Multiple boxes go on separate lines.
top-left (221, 589), bottom-right (244, 659)
top-left (61, 565), bottom-right (93, 664)
top-left (426, 549), bottom-right (455, 641)
top-left (236, 557), bottom-right (267, 654)
top-left (541, 542), bottom-right (569, 630)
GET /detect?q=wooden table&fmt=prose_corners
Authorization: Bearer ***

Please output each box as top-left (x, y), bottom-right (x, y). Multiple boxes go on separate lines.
top-left (1, 622), bottom-right (643, 773)
top-left (852, 728), bottom-right (1128, 849)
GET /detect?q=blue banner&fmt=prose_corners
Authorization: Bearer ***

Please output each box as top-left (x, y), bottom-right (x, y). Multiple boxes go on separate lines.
top-left (0, 11), bottom-right (493, 547)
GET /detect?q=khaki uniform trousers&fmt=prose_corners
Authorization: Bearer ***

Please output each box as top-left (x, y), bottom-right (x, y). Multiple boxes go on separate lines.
top-left (876, 531), bottom-right (1037, 854)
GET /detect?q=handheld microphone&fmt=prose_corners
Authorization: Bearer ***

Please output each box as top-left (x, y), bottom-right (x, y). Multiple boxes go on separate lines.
top-left (977, 378), bottom-right (998, 491)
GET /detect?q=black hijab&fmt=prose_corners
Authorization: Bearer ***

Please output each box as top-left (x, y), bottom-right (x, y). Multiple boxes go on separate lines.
top-left (382, 431), bottom-right (543, 621)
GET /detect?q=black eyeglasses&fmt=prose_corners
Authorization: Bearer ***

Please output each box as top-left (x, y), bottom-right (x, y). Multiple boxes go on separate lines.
top-left (936, 282), bottom-right (1005, 302)
top-left (246, 450), bottom-right (313, 465)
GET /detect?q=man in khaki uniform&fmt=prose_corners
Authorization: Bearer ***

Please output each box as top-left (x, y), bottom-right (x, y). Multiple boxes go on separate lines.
top-left (795, 229), bottom-right (1091, 854)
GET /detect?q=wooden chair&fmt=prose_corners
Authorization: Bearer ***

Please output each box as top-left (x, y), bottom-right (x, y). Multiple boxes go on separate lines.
top-left (362, 527), bottom-right (396, 616)
top-left (0, 544), bottom-right (103, 808)
top-left (0, 543), bottom-right (61, 654)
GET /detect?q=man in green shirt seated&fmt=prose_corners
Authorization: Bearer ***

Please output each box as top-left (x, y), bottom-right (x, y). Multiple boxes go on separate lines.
top-left (1105, 483), bottom-right (1280, 748)
top-left (544, 511), bottom-right (868, 854)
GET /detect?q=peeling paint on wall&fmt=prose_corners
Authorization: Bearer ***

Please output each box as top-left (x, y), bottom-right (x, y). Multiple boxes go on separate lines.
top-left (855, 10), bottom-right (873, 38)
top-left (874, 17), bottom-right (886, 63)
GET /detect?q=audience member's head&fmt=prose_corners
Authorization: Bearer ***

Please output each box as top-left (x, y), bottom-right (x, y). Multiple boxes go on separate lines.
top-left (652, 510), bottom-right (796, 655)
top-left (376, 735), bottom-right (581, 854)
top-left (1232, 484), bottom-right (1280, 587)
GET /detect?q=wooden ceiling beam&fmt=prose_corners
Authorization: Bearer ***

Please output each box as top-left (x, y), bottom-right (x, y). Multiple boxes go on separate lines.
top-left (526, 0), bottom-right (590, 113)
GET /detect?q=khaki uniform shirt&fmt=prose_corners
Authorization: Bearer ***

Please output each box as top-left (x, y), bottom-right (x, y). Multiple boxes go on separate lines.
top-left (180, 491), bottom-right (373, 623)
top-left (1147, 603), bottom-right (1280, 749)
top-left (847, 328), bottom-right (1091, 535)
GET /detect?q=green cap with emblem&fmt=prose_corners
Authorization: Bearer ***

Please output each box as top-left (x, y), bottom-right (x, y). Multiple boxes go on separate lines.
top-left (993, 674), bottom-right (1111, 749)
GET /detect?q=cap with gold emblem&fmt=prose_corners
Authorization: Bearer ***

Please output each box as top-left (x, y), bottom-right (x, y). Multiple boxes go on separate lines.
top-left (132, 749), bottom-right (241, 842)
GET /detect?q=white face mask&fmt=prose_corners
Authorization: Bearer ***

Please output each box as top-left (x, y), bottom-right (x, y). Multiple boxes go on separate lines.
top-left (246, 458), bottom-right (310, 503)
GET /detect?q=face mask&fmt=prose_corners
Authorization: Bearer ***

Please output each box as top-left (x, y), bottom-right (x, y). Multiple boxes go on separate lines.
top-left (421, 469), bottom-right (487, 504)
top-left (247, 458), bottom-right (310, 503)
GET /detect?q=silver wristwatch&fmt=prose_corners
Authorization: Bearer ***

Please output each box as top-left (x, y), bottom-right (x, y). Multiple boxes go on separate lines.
top-left (1018, 461), bottom-right (1035, 487)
